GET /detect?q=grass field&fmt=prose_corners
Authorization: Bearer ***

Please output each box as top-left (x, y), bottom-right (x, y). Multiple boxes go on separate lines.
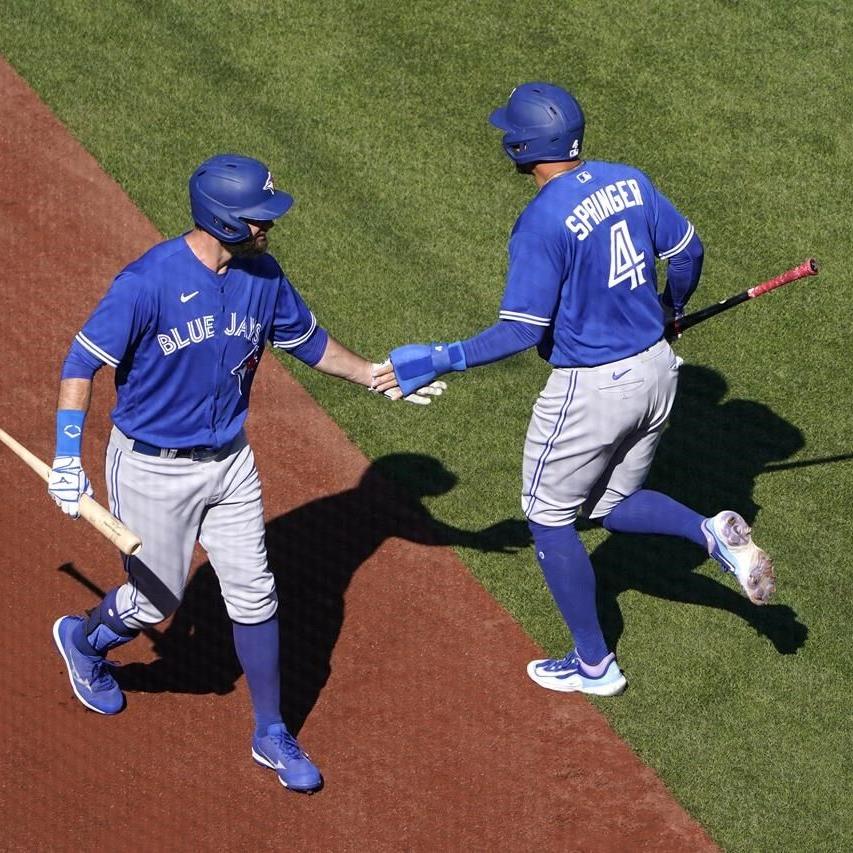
top-left (2, 2), bottom-right (851, 850)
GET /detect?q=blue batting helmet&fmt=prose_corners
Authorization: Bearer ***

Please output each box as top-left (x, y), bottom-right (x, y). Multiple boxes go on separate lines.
top-left (489, 82), bottom-right (585, 165)
top-left (189, 154), bottom-right (294, 243)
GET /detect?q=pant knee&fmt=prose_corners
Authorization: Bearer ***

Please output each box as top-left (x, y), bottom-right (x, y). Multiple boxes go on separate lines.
top-left (115, 582), bottom-right (178, 630)
top-left (523, 497), bottom-right (580, 527)
top-left (221, 583), bottom-right (278, 624)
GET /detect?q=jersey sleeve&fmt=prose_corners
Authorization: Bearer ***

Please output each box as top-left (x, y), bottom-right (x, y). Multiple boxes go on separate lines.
top-left (645, 178), bottom-right (695, 260)
top-left (269, 275), bottom-right (321, 352)
top-left (461, 319), bottom-right (543, 367)
top-left (68, 271), bottom-right (152, 372)
top-left (498, 230), bottom-right (565, 327)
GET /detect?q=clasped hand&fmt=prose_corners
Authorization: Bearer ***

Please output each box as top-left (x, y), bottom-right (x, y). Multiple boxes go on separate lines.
top-left (48, 455), bottom-right (93, 518)
top-left (370, 360), bottom-right (447, 406)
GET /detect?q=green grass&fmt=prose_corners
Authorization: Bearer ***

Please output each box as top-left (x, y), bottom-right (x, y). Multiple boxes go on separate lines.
top-left (3, 2), bottom-right (852, 849)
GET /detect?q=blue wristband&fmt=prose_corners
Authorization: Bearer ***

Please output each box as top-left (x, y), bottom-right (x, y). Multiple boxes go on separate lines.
top-left (56, 410), bottom-right (86, 456)
top-left (430, 341), bottom-right (467, 374)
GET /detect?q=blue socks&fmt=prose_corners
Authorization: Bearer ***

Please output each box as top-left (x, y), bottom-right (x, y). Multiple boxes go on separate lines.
top-left (71, 591), bottom-right (283, 735)
top-left (601, 489), bottom-right (706, 546)
top-left (529, 491), bottom-right (708, 668)
top-left (232, 616), bottom-right (283, 735)
top-left (529, 521), bottom-right (609, 665)
top-left (73, 587), bottom-right (139, 656)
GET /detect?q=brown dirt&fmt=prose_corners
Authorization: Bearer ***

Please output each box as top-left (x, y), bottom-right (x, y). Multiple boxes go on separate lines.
top-left (0, 58), bottom-right (716, 852)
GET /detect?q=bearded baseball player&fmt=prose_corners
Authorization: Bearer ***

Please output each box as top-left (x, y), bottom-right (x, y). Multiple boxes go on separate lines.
top-left (49, 153), bottom-right (442, 793)
top-left (381, 82), bottom-right (776, 696)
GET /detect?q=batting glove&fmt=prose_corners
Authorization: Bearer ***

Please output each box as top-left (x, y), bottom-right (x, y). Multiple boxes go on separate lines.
top-left (48, 455), bottom-right (93, 518)
top-left (370, 361), bottom-right (448, 405)
top-left (388, 342), bottom-right (467, 396)
top-left (399, 380), bottom-right (448, 406)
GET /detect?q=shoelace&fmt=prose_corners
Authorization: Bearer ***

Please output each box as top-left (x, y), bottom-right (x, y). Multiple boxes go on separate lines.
top-left (269, 730), bottom-right (305, 761)
top-left (544, 651), bottom-right (580, 672)
top-left (90, 659), bottom-right (116, 690)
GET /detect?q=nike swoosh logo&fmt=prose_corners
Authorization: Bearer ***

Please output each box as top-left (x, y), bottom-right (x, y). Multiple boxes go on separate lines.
top-left (180, 291), bottom-right (199, 303)
top-left (612, 368), bottom-right (632, 381)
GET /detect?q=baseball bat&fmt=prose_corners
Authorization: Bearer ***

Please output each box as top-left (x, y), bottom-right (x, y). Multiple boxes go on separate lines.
top-left (666, 258), bottom-right (819, 337)
top-left (0, 427), bottom-right (142, 556)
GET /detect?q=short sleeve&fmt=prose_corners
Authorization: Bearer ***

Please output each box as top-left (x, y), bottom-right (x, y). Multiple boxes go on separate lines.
top-left (498, 230), bottom-right (565, 327)
top-left (269, 275), bottom-right (319, 351)
top-left (645, 179), bottom-right (694, 260)
top-left (74, 271), bottom-right (152, 368)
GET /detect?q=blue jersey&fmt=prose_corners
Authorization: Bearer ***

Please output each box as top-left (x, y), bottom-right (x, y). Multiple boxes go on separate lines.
top-left (499, 160), bottom-right (695, 367)
top-left (64, 236), bottom-right (326, 448)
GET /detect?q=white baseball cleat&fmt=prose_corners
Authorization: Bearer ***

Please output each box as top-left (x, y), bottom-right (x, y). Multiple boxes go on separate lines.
top-left (702, 511), bottom-right (776, 605)
top-left (527, 650), bottom-right (627, 696)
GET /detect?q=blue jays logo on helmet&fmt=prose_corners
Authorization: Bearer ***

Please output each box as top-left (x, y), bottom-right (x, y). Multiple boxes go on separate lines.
top-left (189, 154), bottom-right (294, 243)
top-left (489, 82), bottom-right (585, 165)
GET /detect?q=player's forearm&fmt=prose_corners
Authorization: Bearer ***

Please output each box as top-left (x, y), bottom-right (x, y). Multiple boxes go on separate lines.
top-left (461, 320), bottom-right (543, 367)
top-left (662, 233), bottom-right (704, 312)
top-left (54, 378), bottom-right (92, 460)
top-left (311, 336), bottom-right (374, 387)
top-left (57, 378), bottom-right (93, 413)
top-left (388, 320), bottom-right (543, 397)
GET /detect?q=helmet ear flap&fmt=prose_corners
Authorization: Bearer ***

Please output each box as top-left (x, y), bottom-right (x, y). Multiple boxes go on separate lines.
top-left (213, 217), bottom-right (244, 238)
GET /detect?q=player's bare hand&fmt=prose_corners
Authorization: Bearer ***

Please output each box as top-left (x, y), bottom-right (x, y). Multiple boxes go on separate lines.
top-left (48, 455), bottom-right (93, 518)
top-left (371, 360), bottom-right (447, 405)
top-left (370, 359), bottom-right (397, 393)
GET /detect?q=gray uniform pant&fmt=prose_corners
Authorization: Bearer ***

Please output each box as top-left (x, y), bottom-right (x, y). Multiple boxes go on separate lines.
top-left (106, 427), bottom-right (276, 629)
top-left (522, 338), bottom-right (680, 526)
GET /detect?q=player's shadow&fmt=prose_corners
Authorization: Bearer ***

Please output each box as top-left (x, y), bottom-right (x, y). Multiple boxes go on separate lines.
top-left (584, 364), bottom-right (809, 654)
top-left (114, 454), bottom-right (529, 733)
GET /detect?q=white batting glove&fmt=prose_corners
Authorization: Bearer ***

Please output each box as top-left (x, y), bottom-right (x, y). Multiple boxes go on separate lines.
top-left (48, 455), bottom-right (93, 518)
top-left (370, 361), bottom-right (447, 405)
top-left (394, 380), bottom-right (448, 406)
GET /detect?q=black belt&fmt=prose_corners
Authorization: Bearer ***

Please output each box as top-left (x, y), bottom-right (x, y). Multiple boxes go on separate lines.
top-left (131, 439), bottom-right (225, 461)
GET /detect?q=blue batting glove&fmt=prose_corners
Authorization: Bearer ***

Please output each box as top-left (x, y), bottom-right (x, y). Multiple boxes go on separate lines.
top-left (389, 342), bottom-right (467, 396)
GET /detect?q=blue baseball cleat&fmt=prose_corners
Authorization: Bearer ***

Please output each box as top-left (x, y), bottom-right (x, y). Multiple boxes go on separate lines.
top-left (52, 615), bottom-right (125, 714)
top-left (252, 723), bottom-right (323, 793)
top-left (701, 511), bottom-right (776, 605)
top-left (527, 650), bottom-right (627, 696)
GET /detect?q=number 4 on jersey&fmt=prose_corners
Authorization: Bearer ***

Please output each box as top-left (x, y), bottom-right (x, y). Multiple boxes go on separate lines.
top-left (608, 220), bottom-right (647, 290)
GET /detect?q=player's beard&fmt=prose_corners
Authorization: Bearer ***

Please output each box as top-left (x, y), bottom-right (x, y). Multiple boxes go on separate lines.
top-left (228, 230), bottom-right (269, 258)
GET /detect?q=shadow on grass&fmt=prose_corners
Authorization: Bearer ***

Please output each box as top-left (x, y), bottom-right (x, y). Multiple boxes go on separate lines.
top-left (584, 364), bottom-right (809, 655)
top-left (108, 454), bottom-right (529, 733)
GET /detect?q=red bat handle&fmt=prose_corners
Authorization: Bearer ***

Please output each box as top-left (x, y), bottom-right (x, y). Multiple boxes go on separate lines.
top-left (747, 258), bottom-right (819, 299)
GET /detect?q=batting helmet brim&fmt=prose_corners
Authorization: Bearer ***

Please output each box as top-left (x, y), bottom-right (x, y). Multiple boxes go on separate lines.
top-left (236, 190), bottom-right (295, 223)
top-left (488, 106), bottom-right (513, 131)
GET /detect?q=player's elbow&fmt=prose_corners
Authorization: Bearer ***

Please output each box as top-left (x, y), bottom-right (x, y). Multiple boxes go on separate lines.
top-left (689, 233), bottom-right (704, 263)
top-left (678, 231), bottom-right (703, 263)
top-left (688, 234), bottom-right (704, 280)
top-left (61, 343), bottom-right (100, 380)
top-left (670, 231), bottom-right (703, 262)
top-left (668, 232), bottom-right (704, 281)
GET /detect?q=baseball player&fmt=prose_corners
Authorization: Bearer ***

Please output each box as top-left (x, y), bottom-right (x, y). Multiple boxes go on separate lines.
top-left (48, 153), bottom-right (443, 793)
top-left (380, 83), bottom-right (776, 696)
